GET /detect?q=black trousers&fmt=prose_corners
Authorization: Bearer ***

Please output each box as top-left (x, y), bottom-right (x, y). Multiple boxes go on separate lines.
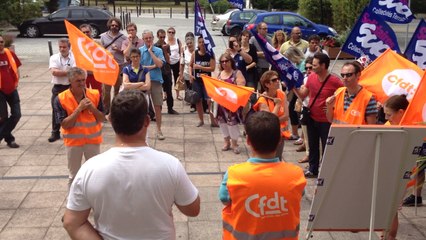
top-left (162, 73), bottom-right (174, 111)
top-left (307, 118), bottom-right (331, 175)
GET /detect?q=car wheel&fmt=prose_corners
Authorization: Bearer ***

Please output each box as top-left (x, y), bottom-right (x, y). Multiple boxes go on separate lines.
top-left (230, 27), bottom-right (241, 37)
top-left (90, 26), bottom-right (100, 38)
top-left (25, 25), bottom-right (40, 38)
top-left (221, 25), bottom-right (228, 36)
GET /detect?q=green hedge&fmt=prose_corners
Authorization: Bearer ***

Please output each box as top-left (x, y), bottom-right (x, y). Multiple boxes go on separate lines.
top-left (298, 0), bottom-right (333, 26)
top-left (0, 0), bottom-right (43, 27)
top-left (329, 0), bottom-right (369, 33)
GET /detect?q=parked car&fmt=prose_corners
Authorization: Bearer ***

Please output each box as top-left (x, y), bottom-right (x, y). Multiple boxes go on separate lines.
top-left (225, 9), bottom-right (266, 36)
top-left (18, 6), bottom-right (113, 38)
top-left (245, 12), bottom-right (337, 39)
top-left (211, 9), bottom-right (239, 35)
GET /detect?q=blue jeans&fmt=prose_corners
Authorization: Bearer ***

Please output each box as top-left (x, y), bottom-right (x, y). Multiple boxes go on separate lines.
top-left (0, 90), bottom-right (21, 143)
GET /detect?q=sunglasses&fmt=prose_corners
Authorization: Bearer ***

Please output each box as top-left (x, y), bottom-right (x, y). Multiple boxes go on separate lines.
top-left (220, 59), bottom-right (230, 64)
top-left (0, 41), bottom-right (4, 43)
top-left (306, 66), bottom-right (313, 70)
top-left (270, 77), bottom-right (279, 82)
top-left (340, 72), bottom-right (355, 78)
top-left (168, 31), bottom-right (175, 34)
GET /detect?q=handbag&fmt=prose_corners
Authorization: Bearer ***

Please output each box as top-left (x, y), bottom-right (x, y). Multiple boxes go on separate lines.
top-left (184, 88), bottom-right (200, 105)
top-left (300, 74), bottom-right (331, 124)
top-left (175, 79), bottom-right (186, 91)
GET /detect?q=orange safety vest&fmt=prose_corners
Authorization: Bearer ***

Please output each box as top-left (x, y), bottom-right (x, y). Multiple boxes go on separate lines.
top-left (222, 162), bottom-right (306, 240)
top-left (333, 87), bottom-right (373, 125)
top-left (253, 89), bottom-right (291, 138)
top-left (0, 48), bottom-right (19, 90)
top-left (58, 89), bottom-right (102, 146)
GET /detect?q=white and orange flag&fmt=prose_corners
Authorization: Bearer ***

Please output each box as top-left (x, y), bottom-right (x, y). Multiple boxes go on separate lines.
top-left (359, 48), bottom-right (424, 104)
top-left (201, 74), bottom-right (253, 112)
top-left (64, 20), bottom-right (118, 86)
top-left (400, 72), bottom-right (426, 125)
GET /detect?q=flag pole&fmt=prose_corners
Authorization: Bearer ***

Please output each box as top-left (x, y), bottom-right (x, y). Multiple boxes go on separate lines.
top-left (329, 50), bottom-right (343, 72)
top-left (405, 0), bottom-right (411, 49)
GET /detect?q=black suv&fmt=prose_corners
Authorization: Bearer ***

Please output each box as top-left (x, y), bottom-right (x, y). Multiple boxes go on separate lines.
top-left (224, 9), bottom-right (266, 36)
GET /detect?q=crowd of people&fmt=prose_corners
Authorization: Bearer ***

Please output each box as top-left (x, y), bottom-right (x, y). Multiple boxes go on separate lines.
top-left (0, 17), bottom-right (424, 239)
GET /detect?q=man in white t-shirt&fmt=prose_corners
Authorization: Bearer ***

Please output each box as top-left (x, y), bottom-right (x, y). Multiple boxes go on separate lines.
top-left (48, 38), bottom-right (76, 143)
top-left (63, 90), bottom-right (200, 240)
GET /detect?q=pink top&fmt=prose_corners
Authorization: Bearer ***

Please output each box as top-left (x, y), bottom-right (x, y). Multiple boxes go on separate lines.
top-left (305, 73), bottom-right (343, 122)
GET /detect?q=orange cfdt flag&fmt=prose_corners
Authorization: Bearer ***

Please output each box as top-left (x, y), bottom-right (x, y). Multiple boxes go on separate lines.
top-left (201, 74), bottom-right (253, 112)
top-left (359, 49), bottom-right (424, 104)
top-left (64, 20), bottom-right (118, 86)
top-left (400, 72), bottom-right (426, 125)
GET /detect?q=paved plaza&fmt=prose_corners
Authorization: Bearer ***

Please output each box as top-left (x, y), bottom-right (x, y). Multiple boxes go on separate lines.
top-left (0, 13), bottom-right (425, 240)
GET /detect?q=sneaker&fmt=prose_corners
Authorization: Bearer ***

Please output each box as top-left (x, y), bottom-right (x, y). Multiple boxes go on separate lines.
top-left (304, 170), bottom-right (318, 178)
top-left (48, 133), bottom-right (61, 142)
top-left (294, 138), bottom-right (304, 145)
top-left (288, 135), bottom-right (299, 140)
top-left (7, 141), bottom-right (19, 148)
top-left (402, 194), bottom-right (423, 206)
top-left (156, 131), bottom-right (165, 140)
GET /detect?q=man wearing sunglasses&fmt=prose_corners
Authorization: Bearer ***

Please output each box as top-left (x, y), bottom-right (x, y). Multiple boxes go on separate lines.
top-left (100, 17), bottom-right (127, 115)
top-left (0, 35), bottom-right (22, 148)
top-left (325, 61), bottom-right (377, 124)
top-left (293, 53), bottom-right (343, 178)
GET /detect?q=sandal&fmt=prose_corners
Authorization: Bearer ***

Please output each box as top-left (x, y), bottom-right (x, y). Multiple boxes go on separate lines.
top-left (222, 145), bottom-right (231, 151)
top-left (232, 146), bottom-right (240, 154)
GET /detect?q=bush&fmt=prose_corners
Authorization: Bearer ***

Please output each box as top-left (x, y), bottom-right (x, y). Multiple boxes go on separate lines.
top-left (199, 0), bottom-right (231, 14)
top-left (411, 0), bottom-right (426, 14)
top-left (0, 0), bottom-right (43, 27)
top-left (298, 0), bottom-right (333, 27)
top-left (329, 0), bottom-right (369, 33)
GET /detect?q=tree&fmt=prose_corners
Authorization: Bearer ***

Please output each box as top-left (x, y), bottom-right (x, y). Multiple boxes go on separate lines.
top-left (298, 0), bottom-right (333, 26)
top-left (0, 0), bottom-right (42, 27)
top-left (329, 0), bottom-right (369, 33)
top-left (174, 0), bottom-right (180, 5)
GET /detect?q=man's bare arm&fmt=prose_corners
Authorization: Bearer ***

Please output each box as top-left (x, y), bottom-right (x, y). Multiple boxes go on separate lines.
top-left (63, 208), bottom-right (102, 240)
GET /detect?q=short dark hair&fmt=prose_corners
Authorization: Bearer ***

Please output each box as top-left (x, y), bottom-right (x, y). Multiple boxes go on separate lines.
top-left (308, 34), bottom-right (320, 43)
top-left (218, 53), bottom-right (236, 71)
top-left (245, 111), bottom-right (281, 154)
top-left (305, 56), bottom-right (313, 65)
top-left (129, 47), bottom-right (140, 56)
top-left (157, 29), bottom-right (166, 36)
top-left (110, 90), bottom-right (148, 136)
top-left (126, 22), bottom-right (137, 31)
top-left (384, 94), bottom-right (409, 112)
top-left (79, 24), bottom-right (92, 31)
top-left (313, 52), bottom-right (330, 69)
top-left (343, 61), bottom-right (362, 74)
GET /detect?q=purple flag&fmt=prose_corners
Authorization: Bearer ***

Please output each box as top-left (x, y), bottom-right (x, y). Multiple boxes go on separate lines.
top-left (195, 0), bottom-right (215, 57)
top-left (368, 0), bottom-right (414, 24)
top-left (250, 29), bottom-right (304, 90)
top-left (405, 19), bottom-right (426, 69)
top-left (341, 7), bottom-right (400, 61)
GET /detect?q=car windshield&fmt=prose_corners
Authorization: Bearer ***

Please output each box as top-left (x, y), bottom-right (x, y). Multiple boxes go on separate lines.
top-left (247, 15), bottom-right (257, 24)
top-left (50, 9), bottom-right (68, 19)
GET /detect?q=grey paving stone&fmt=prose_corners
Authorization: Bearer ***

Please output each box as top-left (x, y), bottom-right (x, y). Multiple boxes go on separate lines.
top-left (175, 221), bottom-right (189, 240)
top-left (42, 166), bottom-right (68, 176)
top-left (189, 202), bottom-right (222, 222)
top-left (185, 150), bottom-right (218, 162)
top-left (0, 227), bottom-right (47, 240)
top-left (189, 175), bottom-right (222, 187)
top-left (0, 192), bottom-right (27, 209)
top-left (7, 208), bottom-right (58, 228)
top-left (44, 227), bottom-right (70, 240)
top-left (15, 154), bottom-right (53, 166)
top-left (0, 210), bottom-right (15, 231)
top-left (32, 179), bottom-right (68, 192)
top-left (4, 166), bottom-right (47, 177)
top-left (0, 167), bottom-right (10, 177)
top-left (0, 155), bottom-right (19, 167)
top-left (20, 192), bottom-right (67, 209)
top-left (188, 221), bottom-right (222, 240)
top-left (0, 180), bottom-right (36, 193)
top-left (185, 162), bottom-right (220, 173)
top-left (198, 186), bottom-right (221, 203)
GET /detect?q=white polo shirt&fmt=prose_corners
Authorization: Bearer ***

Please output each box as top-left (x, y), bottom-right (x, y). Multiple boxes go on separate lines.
top-left (49, 52), bottom-right (76, 85)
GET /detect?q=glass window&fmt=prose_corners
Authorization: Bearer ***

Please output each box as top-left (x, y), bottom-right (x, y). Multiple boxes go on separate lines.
top-left (70, 9), bottom-right (85, 18)
top-left (264, 15), bottom-right (280, 25)
top-left (89, 9), bottom-right (107, 18)
top-left (50, 9), bottom-right (68, 19)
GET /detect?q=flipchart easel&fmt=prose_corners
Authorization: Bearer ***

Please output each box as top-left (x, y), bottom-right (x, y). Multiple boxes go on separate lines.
top-left (306, 125), bottom-right (426, 240)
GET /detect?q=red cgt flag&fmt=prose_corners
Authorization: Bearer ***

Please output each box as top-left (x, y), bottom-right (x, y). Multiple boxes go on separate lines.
top-left (64, 20), bottom-right (118, 86)
top-left (400, 72), bottom-right (426, 125)
top-left (201, 74), bottom-right (253, 112)
top-left (359, 49), bottom-right (424, 104)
